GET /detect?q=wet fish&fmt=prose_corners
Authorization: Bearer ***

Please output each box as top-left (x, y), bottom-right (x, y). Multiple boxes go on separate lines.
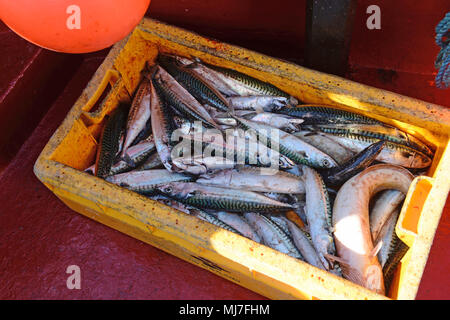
top-left (121, 77), bottom-right (152, 157)
top-left (302, 123), bottom-right (434, 158)
top-left (172, 56), bottom-right (239, 96)
top-left (152, 65), bottom-right (221, 130)
top-left (158, 54), bottom-right (230, 112)
top-left (211, 211), bottom-right (262, 243)
top-left (172, 155), bottom-right (236, 175)
top-left (196, 167), bottom-right (305, 194)
top-left (95, 104), bottom-right (128, 178)
top-left (122, 136), bottom-right (156, 168)
top-left (267, 214), bottom-right (292, 237)
top-left (323, 132), bottom-right (432, 168)
top-left (321, 140), bottom-right (385, 187)
top-left (332, 164), bottom-right (414, 294)
top-left (301, 165), bottom-right (335, 270)
top-left (135, 151), bottom-right (163, 171)
top-left (243, 212), bottom-right (303, 259)
top-left (376, 209), bottom-right (401, 268)
top-left (228, 96), bottom-right (292, 112)
top-left (370, 190), bottom-right (405, 243)
top-left (233, 116), bottom-right (338, 169)
top-left (150, 77), bottom-right (176, 172)
top-left (277, 105), bottom-right (382, 125)
top-left (382, 229), bottom-right (409, 292)
top-left (156, 182), bottom-right (294, 213)
top-left (105, 169), bottom-right (194, 194)
top-left (244, 112), bottom-right (304, 132)
top-left (205, 63), bottom-right (297, 103)
top-left (293, 131), bottom-right (354, 165)
top-left (282, 216), bottom-right (326, 270)
top-left (190, 209), bottom-right (244, 235)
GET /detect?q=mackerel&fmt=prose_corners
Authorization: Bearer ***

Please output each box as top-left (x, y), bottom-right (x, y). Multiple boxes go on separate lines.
top-left (205, 64), bottom-right (296, 103)
top-left (190, 209), bottom-right (244, 235)
top-left (293, 131), bottom-right (354, 165)
top-left (156, 182), bottom-right (294, 213)
top-left (370, 190), bottom-right (405, 243)
top-left (228, 96), bottom-right (292, 112)
top-left (105, 169), bottom-right (194, 194)
top-left (323, 132), bottom-right (432, 168)
top-left (121, 77), bottom-right (152, 157)
top-left (303, 123), bottom-right (434, 158)
top-left (282, 217), bottom-right (326, 270)
top-left (152, 65), bottom-right (221, 130)
top-left (173, 56), bottom-right (239, 96)
top-left (233, 116), bottom-right (338, 169)
top-left (135, 151), bottom-right (163, 171)
top-left (210, 211), bottom-right (262, 243)
top-left (244, 112), bottom-right (303, 132)
top-left (301, 165), bottom-right (336, 270)
top-left (277, 105), bottom-right (382, 125)
top-left (150, 77), bottom-right (176, 172)
top-left (95, 104), bottom-right (128, 178)
top-left (243, 212), bottom-right (303, 259)
top-left (196, 167), bottom-right (305, 194)
top-left (158, 55), bottom-right (230, 112)
top-left (172, 155), bottom-right (236, 175)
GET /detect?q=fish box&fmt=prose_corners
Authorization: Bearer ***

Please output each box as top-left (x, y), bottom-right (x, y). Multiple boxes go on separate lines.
top-left (34, 18), bottom-right (450, 300)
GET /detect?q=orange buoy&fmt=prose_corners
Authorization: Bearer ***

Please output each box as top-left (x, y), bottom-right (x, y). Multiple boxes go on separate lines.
top-left (0, 0), bottom-right (151, 53)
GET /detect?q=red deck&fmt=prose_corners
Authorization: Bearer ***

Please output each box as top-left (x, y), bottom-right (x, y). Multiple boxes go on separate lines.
top-left (0, 0), bottom-right (449, 299)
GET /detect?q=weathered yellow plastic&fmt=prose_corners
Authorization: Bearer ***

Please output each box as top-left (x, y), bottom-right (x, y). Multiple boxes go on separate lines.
top-left (34, 18), bottom-right (450, 300)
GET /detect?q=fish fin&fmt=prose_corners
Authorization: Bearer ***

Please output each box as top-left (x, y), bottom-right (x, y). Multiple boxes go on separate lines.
top-left (341, 264), bottom-right (366, 287)
top-left (323, 253), bottom-right (351, 268)
top-left (327, 255), bottom-right (366, 285)
top-left (121, 155), bottom-right (137, 168)
top-left (370, 240), bottom-right (383, 258)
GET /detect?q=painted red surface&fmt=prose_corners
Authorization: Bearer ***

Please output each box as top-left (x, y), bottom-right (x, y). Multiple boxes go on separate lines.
top-left (0, 0), bottom-right (449, 300)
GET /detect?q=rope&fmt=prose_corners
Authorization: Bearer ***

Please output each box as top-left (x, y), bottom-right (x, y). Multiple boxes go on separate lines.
top-left (435, 12), bottom-right (450, 89)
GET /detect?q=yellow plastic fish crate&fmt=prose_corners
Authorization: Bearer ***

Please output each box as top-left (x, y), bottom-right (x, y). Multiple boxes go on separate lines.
top-left (34, 18), bottom-right (450, 300)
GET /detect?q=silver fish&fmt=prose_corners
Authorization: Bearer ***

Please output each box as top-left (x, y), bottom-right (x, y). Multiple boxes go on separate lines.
top-left (243, 212), bottom-right (303, 259)
top-left (234, 116), bottom-right (338, 169)
top-left (244, 112), bottom-right (304, 132)
top-left (293, 131), bottom-right (354, 165)
top-left (211, 211), bottom-right (262, 243)
top-left (150, 78), bottom-right (175, 172)
top-left (105, 169), bottom-right (194, 194)
top-left (196, 167), bottom-right (305, 194)
top-left (156, 182), bottom-right (294, 213)
top-left (301, 165), bottom-right (335, 270)
top-left (282, 217), bottom-right (326, 270)
top-left (228, 96), bottom-right (292, 112)
top-left (153, 65), bottom-right (221, 130)
top-left (172, 155), bottom-right (236, 175)
top-left (121, 77), bottom-right (152, 157)
top-left (370, 190), bottom-right (405, 243)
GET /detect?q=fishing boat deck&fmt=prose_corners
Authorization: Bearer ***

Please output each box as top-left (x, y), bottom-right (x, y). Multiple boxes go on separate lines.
top-left (0, 1), bottom-right (449, 299)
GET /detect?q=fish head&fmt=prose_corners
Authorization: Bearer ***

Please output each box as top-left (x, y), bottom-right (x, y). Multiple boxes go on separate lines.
top-left (319, 156), bottom-right (338, 169)
top-left (156, 182), bottom-right (194, 200)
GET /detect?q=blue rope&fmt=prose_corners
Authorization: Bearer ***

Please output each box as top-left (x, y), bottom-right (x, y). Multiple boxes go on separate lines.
top-left (435, 12), bottom-right (450, 89)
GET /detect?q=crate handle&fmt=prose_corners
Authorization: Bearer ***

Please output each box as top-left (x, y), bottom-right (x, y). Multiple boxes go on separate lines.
top-left (82, 69), bottom-right (121, 113)
top-left (396, 176), bottom-right (433, 246)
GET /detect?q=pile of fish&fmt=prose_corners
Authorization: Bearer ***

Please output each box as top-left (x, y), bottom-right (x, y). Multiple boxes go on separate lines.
top-left (85, 53), bottom-right (434, 296)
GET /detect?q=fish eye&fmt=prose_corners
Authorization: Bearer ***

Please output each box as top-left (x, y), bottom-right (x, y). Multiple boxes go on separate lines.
top-left (164, 187), bottom-right (173, 193)
top-left (322, 159), bottom-right (331, 167)
top-left (207, 169), bottom-right (215, 175)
